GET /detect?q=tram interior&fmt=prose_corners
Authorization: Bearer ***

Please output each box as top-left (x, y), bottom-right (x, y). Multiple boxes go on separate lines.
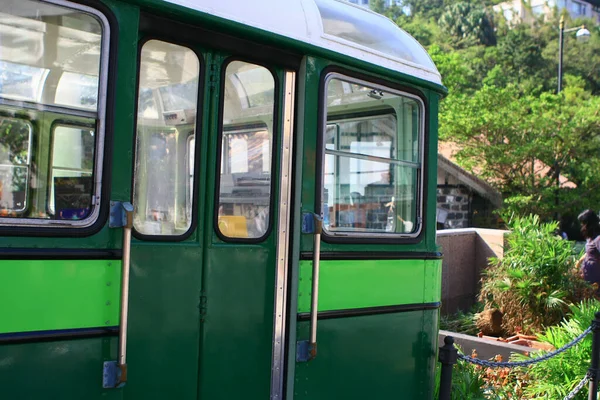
top-left (324, 79), bottom-right (421, 235)
top-left (0, 0), bottom-right (101, 221)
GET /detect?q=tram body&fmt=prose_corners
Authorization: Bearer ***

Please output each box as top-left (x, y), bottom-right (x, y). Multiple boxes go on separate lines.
top-left (0, 0), bottom-right (445, 398)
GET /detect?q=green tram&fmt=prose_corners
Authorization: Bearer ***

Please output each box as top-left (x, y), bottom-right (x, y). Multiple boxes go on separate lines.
top-left (0, 0), bottom-right (446, 398)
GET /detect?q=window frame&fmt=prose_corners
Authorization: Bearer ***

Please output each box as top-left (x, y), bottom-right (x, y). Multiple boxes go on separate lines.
top-left (318, 71), bottom-right (427, 243)
top-left (213, 57), bottom-right (280, 244)
top-left (0, 116), bottom-right (33, 215)
top-left (0, 0), bottom-right (111, 230)
top-left (46, 120), bottom-right (96, 217)
top-left (131, 37), bottom-right (205, 242)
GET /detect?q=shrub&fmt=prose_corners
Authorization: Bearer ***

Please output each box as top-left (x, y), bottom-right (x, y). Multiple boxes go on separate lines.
top-left (435, 350), bottom-right (491, 400)
top-left (440, 304), bottom-right (482, 336)
top-left (479, 214), bottom-right (593, 335)
top-left (515, 299), bottom-right (600, 399)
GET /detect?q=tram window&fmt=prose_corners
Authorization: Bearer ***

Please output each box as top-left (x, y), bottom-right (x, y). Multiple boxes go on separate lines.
top-left (322, 76), bottom-right (423, 236)
top-left (216, 61), bottom-right (275, 240)
top-left (0, 0), bottom-right (106, 226)
top-left (0, 118), bottom-right (32, 215)
top-left (48, 125), bottom-right (95, 219)
top-left (133, 40), bottom-right (200, 236)
top-left (0, 0), bottom-right (102, 110)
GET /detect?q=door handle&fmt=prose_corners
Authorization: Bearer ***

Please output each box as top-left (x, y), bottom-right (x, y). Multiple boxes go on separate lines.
top-left (309, 214), bottom-right (323, 360)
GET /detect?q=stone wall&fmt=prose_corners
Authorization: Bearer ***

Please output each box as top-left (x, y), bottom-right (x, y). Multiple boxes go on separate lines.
top-left (437, 185), bottom-right (471, 229)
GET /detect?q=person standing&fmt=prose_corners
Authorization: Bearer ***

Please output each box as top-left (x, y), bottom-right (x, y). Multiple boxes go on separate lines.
top-left (575, 209), bottom-right (600, 287)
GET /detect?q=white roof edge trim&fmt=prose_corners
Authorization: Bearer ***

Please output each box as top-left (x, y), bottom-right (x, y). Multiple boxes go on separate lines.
top-left (159, 0), bottom-right (442, 86)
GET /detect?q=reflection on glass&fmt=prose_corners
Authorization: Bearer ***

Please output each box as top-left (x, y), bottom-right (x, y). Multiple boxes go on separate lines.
top-left (0, 118), bottom-right (31, 214)
top-left (0, 0), bottom-right (102, 110)
top-left (0, 0), bottom-right (104, 225)
top-left (314, 0), bottom-right (436, 70)
top-left (323, 77), bottom-right (421, 235)
top-left (217, 61), bottom-right (275, 239)
top-left (49, 126), bottom-right (95, 219)
top-left (133, 40), bottom-right (199, 236)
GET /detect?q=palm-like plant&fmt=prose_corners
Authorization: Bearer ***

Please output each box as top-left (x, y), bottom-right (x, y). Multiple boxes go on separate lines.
top-left (479, 214), bottom-right (593, 335)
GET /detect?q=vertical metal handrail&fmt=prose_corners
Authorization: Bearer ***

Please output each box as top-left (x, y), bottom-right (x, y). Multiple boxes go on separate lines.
top-left (117, 202), bottom-right (134, 385)
top-left (309, 214), bottom-right (322, 360)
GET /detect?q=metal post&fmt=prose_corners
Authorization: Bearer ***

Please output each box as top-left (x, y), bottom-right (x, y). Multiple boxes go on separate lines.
top-left (588, 312), bottom-right (600, 400)
top-left (554, 15), bottom-right (565, 220)
top-left (439, 336), bottom-right (458, 400)
top-left (558, 15), bottom-right (565, 94)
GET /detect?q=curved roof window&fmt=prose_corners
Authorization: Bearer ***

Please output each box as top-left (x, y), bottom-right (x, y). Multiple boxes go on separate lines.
top-left (0, 0), bottom-right (102, 110)
top-left (314, 0), bottom-right (437, 71)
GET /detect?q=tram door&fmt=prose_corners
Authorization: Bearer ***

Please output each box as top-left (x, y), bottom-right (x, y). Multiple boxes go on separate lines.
top-left (125, 19), bottom-right (296, 400)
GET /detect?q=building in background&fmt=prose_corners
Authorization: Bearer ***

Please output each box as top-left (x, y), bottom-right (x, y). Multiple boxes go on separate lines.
top-left (494, 0), bottom-right (600, 25)
top-left (436, 154), bottom-right (503, 230)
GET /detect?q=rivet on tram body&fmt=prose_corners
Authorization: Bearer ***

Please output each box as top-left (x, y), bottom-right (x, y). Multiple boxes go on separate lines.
top-left (106, 282), bottom-right (111, 286)
top-left (106, 301), bottom-right (111, 306)
top-left (105, 320), bottom-right (110, 325)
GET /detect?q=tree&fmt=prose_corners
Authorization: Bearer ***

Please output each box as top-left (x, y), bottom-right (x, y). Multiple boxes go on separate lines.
top-left (439, 83), bottom-right (600, 219)
top-left (369, 0), bottom-right (386, 14)
top-left (438, 2), bottom-right (496, 48)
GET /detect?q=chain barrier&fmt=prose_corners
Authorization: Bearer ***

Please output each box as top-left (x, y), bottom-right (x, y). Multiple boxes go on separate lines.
top-left (457, 326), bottom-right (592, 368)
top-left (438, 312), bottom-right (600, 400)
top-left (563, 373), bottom-right (590, 400)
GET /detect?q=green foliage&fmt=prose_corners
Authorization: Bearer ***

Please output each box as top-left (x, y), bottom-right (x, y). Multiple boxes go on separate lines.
top-left (439, 83), bottom-right (600, 219)
top-left (438, 2), bottom-right (497, 47)
top-left (479, 214), bottom-right (593, 334)
top-left (434, 350), bottom-right (491, 400)
top-left (513, 299), bottom-right (600, 399)
top-left (374, 0), bottom-right (600, 220)
top-left (440, 304), bottom-right (482, 335)
top-left (369, 0), bottom-right (386, 14)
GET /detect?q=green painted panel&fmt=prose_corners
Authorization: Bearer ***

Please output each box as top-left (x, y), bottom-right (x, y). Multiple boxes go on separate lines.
top-left (298, 259), bottom-right (441, 313)
top-left (294, 310), bottom-right (438, 399)
top-left (424, 259), bottom-right (442, 303)
top-left (0, 260), bottom-right (121, 334)
top-left (0, 337), bottom-right (122, 400)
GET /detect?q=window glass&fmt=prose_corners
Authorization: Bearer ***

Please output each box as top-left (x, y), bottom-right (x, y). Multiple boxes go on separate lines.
top-left (571, 0), bottom-right (584, 15)
top-left (0, 0), bottom-right (102, 110)
top-left (323, 76), bottom-right (422, 236)
top-left (49, 125), bottom-right (95, 219)
top-left (217, 61), bottom-right (275, 239)
top-left (133, 40), bottom-right (200, 236)
top-left (314, 0), bottom-right (436, 71)
top-left (531, 5), bottom-right (545, 15)
top-left (0, 0), bottom-right (104, 225)
top-left (0, 117), bottom-right (31, 214)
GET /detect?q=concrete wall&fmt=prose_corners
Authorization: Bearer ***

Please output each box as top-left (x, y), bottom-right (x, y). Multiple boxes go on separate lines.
top-left (437, 228), bottom-right (508, 314)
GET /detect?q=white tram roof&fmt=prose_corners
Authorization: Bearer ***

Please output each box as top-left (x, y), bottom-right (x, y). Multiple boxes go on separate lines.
top-left (164, 0), bottom-right (443, 86)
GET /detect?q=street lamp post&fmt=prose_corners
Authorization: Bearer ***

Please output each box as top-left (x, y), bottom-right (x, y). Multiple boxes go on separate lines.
top-left (554, 15), bottom-right (590, 219)
top-left (557, 15), bottom-right (591, 94)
